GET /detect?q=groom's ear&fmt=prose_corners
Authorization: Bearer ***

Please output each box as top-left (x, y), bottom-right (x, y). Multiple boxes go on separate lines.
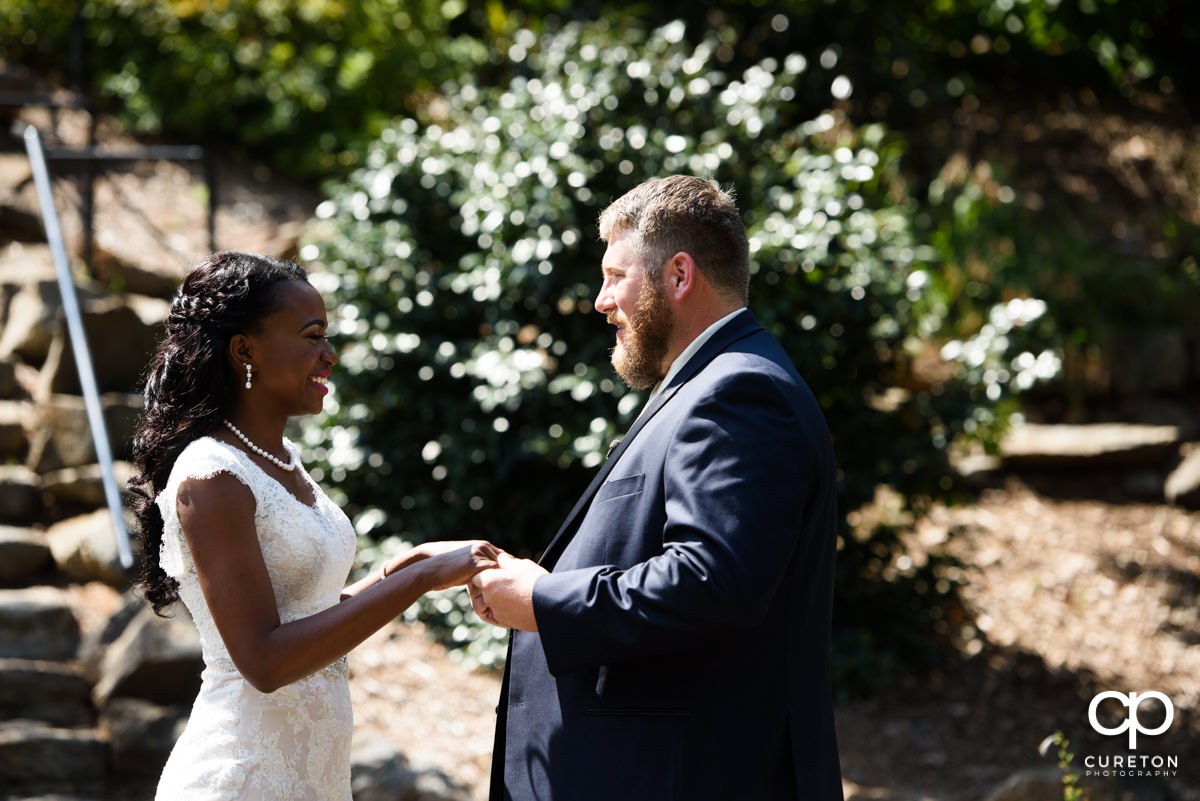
top-left (662, 252), bottom-right (696, 302)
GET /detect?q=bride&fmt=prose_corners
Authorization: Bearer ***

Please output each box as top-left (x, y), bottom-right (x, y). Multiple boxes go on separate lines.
top-left (128, 251), bottom-right (499, 800)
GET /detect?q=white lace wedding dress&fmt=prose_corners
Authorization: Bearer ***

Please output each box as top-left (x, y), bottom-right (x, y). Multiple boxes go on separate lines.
top-left (155, 436), bottom-right (357, 801)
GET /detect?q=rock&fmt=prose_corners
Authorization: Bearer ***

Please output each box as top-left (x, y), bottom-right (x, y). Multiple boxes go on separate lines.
top-left (0, 657), bottom-right (94, 727)
top-left (45, 508), bottom-right (128, 586)
top-left (103, 696), bottom-right (189, 781)
top-left (983, 766), bottom-right (1172, 801)
top-left (0, 525), bottom-right (53, 585)
top-left (79, 594), bottom-right (145, 682)
top-left (0, 586), bottom-right (80, 660)
top-left (0, 398), bottom-right (30, 460)
top-left (40, 294), bottom-right (164, 395)
top-left (40, 460), bottom-right (136, 511)
top-left (92, 249), bottom-right (180, 298)
top-left (350, 732), bottom-right (472, 801)
top-left (949, 449), bottom-right (1004, 489)
top-left (981, 767), bottom-right (1076, 801)
top-left (0, 241), bottom-right (56, 284)
top-left (24, 394), bottom-right (96, 473)
top-left (1164, 445), bottom-right (1200, 508)
top-left (0, 463), bottom-right (44, 524)
top-left (0, 155), bottom-right (46, 244)
top-left (25, 392), bottom-right (143, 473)
top-left (93, 602), bottom-right (202, 708)
top-left (112, 390), bottom-right (145, 442)
top-left (1122, 468), bottom-right (1170, 500)
top-left (0, 719), bottom-right (107, 788)
top-left (0, 358), bottom-right (18, 399)
top-left (1001, 423), bottom-right (1180, 469)
top-left (103, 392), bottom-right (146, 459)
top-left (0, 280), bottom-right (61, 365)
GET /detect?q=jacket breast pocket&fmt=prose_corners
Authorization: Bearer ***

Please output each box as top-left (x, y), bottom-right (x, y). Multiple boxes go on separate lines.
top-left (594, 473), bottom-right (645, 503)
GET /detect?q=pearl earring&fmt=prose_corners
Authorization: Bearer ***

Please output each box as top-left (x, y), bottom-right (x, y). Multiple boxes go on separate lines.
top-left (244, 363), bottom-right (253, 390)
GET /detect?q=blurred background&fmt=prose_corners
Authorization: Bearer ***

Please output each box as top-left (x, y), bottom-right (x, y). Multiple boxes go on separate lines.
top-left (1, 1), bottom-right (1197, 799)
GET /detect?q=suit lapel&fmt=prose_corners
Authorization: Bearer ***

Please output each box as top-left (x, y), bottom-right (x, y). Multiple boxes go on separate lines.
top-left (538, 383), bottom-right (680, 567)
top-left (537, 309), bottom-right (761, 568)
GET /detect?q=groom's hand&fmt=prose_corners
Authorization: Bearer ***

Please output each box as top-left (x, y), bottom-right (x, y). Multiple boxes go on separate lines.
top-left (468, 552), bottom-right (546, 632)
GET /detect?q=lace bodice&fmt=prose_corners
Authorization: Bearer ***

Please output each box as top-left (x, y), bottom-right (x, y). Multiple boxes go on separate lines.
top-left (155, 435), bottom-right (357, 801)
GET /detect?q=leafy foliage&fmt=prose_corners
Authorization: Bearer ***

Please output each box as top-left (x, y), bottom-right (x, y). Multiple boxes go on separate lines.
top-left (1040, 730), bottom-right (1086, 801)
top-left (918, 154), bottom-right (1200, 403)
top-left (8, 0), bottom-right (1196, 172)
top-left (1, 0), bottom-right (487, 176)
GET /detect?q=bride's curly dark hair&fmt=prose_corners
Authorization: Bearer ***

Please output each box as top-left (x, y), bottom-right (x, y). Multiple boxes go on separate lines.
top-left (129, 251), bottom-right (308, 614)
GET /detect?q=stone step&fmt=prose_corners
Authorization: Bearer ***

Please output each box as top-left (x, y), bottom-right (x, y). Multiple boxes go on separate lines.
top-left (0, 399), bottom-right (28, 462)
top-left (93, 603), bottom-right (202, 709)
top-left (38, 295), bottom-right (166, 398)
top-left (40, 461), bottom-right (136, 515)
top-left (0, 719), bottom-right (107, 794)
top-left (0, 587), bottom-right (80, 661)
top-left (0, 465), bottom-right (43, 525)
top-left (45, 509), bottom-right (128, 588)
top-left (0, 241), bottom-right (55, 286)
top-left (103, 697), bottom-right (188, 783)
top-left (0, 279), bottom-right (62, 367)
top-left (1166, 444), bottom-right (1200, 507)
top-left (0, 657), bottom-right (95, 728)
top-left (952, 422), bottom-right (1188, 499)
top-left (24, 392), bottom-right (143, 474)
top-left (0, 357), bottom-right (17, 399)
top-left (1000, 422), bottom-right (1181, 468)
top-left (0, 526), bottom-right (52, 587)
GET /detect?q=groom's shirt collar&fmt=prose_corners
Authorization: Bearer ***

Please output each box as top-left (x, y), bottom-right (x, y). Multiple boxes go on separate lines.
top-left (642, 307), bottom-right (745, 411)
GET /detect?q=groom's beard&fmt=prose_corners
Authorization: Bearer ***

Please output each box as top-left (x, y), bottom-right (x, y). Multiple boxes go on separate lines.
top-left (609, 277), bottom-right (673, 391)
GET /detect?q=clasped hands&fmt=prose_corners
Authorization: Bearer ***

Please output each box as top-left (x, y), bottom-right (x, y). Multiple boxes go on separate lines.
top-left (467, 551), bottom-right (546, 632)
top-left (377, 541), bottom-right (544, 630)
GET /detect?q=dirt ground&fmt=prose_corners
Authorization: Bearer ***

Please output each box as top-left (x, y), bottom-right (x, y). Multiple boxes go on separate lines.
top-left (345, 479), bottom-right (1199, 801)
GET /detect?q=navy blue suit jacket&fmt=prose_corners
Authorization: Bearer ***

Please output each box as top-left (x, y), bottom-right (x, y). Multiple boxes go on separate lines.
top-left (491, 309), bottom-right (843, 801)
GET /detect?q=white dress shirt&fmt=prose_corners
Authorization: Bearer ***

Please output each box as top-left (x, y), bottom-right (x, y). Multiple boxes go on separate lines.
top-left (641, 307), bottom-right (745, 413)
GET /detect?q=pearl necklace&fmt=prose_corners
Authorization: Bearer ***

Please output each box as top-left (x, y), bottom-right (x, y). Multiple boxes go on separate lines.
top-left (223, 419), bottom-right (297, 472)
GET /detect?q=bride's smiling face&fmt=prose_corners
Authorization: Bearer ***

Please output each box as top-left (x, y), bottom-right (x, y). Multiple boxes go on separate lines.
top-left (242, 280), bottom-right (337, 418)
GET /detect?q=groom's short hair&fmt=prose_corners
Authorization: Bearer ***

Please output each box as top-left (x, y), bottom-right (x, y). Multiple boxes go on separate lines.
top-left (598, 175), bottom-right (750, 304)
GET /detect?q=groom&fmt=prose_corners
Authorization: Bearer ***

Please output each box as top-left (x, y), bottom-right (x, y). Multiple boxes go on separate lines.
top-left (469, 175), bottom-right (843, 801)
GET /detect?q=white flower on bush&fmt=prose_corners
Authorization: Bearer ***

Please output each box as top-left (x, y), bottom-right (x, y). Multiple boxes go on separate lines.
top-left (940, 297), bottom-right (1061, 400)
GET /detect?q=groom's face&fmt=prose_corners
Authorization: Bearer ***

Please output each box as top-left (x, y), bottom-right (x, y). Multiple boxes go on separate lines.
top-left (597, 230), bottom-right (673, 390)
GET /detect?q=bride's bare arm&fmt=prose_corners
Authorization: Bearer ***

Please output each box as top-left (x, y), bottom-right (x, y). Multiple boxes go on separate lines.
top-left (177, 473), bottom-right (499, 693)
top-left (340, 540), bottom-right (497, 599)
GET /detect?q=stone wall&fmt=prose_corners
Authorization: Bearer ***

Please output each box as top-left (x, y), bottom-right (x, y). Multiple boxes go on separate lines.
top-left (0, 238), bottom-right (194, 800)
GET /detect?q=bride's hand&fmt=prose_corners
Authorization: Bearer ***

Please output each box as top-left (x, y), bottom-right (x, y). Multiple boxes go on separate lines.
top-left (381, 540), bottom-right (466, 576)
top-left (384, 540), bottom-right (502, 591)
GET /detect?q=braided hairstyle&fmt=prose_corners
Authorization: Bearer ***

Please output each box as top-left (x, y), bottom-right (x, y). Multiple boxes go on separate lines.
top-left (129, 251), bottom-right (308, 614)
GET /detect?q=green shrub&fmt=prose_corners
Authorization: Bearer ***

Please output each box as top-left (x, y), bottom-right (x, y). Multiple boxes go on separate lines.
top-left (914, 153), bottom-right (1200, 413)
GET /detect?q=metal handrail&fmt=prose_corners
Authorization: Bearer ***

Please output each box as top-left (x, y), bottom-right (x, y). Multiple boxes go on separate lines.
top-left (21, 122), bottom-right (133, 570)
top-left (38, 144), bottom-right (218, 267)
top-left (0, 96), bottom-right (217, 273)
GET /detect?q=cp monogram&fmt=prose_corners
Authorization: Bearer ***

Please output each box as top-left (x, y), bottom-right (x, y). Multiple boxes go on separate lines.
top-left (1088, 691), bottom-right (1174, 749)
